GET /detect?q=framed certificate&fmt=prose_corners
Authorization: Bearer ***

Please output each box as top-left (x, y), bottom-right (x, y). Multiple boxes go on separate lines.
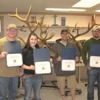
top-left (35, 61), bottom-right (51, 74)
top-left (90, 44), bottom-right (100, 56)
top-left (4, 41), bottom-right (22, 53)
top-left (62, 60), bottom-right (75, 71)
top-left (33, 48), bottom-right (51, 74)
top-left (6, 53), bottom-right (23, 67)
top-left (61, 48), bottom-right (76, 59)
top-left (89, 56), bottom-right (100, 68)
top-left (4, 41), bottom-right (23, 67)
top-left (61, 48), bottom-right (76, 71)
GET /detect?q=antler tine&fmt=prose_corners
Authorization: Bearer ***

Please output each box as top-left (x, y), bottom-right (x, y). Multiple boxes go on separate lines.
top-left (38, 15), bottom-right (44, 39)
top-left (8, 6), bottom-right (32, 32)
top-left (41, 25), bottom-right (50, 39)
top-left (72, 22), bottom-right (78, 32)
top-left (43, 29), bottom-right (55, 40)
top-left (8, 8), bottom-right (25, 21)
top-left (24, 6), bottom-right (33, 32)
top-left (74, 23), bottom-right (100, 39)
top-left (45, 31), bottom-right (56, 40)
top-left (66, 26), bottom-right (74, 39)
top-left (66, 26), bottom-right (71, 34)
top-left (71, 14), bottom-right (100, 39)
top-left (38, 15), bottom-right (50, 39)
top-left (38, 14), bottom-right (45, 25)
top-left (26, 6), bottom-right (32, 21)
top-left (43, 30), bottom-right (48, 40)
top-left (38, 14), bottom-right (55, 41)
top-left (44, 25), bottom-right (49, 33)
top-left (41, 24), bottom-right (49, 36)
top-left (31, 23), bottom-right (38, 33)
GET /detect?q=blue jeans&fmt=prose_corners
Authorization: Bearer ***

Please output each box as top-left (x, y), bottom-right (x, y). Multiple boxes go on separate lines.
top-left (0, 76), bottom-right (18, 100)
top-left (87, 68), bottom-right (100, 100)
top-left (23, 75), bottom-right (42, 100)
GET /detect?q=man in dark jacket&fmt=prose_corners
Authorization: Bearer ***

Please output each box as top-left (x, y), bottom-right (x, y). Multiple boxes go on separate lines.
top-left (52, 29), bottom-right (80, 100)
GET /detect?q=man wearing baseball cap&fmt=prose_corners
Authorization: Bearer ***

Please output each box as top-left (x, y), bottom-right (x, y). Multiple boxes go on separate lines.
top-left (82, 25), bottom-right (100, 100)
top-left (52, 29), bottom-right (80, 100)
top-left (0, 24), bottom-right (25, 100)
top-left (7, 24), bottom-right (17, 29)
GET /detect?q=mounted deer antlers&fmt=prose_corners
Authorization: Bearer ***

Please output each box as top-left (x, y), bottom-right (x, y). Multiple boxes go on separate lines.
top-left (66, 16), bottom-right (100, 40)
top-left (65, 15), bottom-right (100, 53)
top-left (8, 6), bottom-right (100, 55)
top-left (8, 6), bottom-right (55, 44)
top-left (8, 6), bottom-right (56, 57)
top-left (37, 15), bottom-right (55, 48)
top-left (8, 6), bottom-right (38, 33)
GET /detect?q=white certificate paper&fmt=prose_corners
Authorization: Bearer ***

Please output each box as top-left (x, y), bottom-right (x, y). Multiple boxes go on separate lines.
top-left (35, 61), bottom-right (51, 74)
top-left (90, 56), bottom-right (100, 67)
top-left (62, 60), bottom-right (75, 71)
top-left (6, 53), bottom-right (23, 67)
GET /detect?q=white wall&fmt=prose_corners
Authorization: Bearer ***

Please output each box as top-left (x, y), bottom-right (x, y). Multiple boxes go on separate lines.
top-left (1, 14), bottom-right (100, 42)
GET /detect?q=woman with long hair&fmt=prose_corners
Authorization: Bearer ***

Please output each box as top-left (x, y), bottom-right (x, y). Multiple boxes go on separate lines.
top-left (22, 33), bottom-right (42, 100)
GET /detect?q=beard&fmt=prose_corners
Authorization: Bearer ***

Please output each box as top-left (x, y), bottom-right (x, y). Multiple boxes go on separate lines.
top-left (94, 36), bottom-right (99, 38)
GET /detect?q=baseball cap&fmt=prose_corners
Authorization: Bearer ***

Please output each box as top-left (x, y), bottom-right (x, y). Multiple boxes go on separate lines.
top-left (92, 26), bottom-right (100, 31)
top-left (61, 29), bottom-right (70, 34)
top-left (7, 24), bottom-right (17, 30)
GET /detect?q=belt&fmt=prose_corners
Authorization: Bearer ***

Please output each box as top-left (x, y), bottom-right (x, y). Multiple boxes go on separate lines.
top-left (91, 67), bottom-right (100, 69)
top-left (24, 74), bottom-right (40, 78)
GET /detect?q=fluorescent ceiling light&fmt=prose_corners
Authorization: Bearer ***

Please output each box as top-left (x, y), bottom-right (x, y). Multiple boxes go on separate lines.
top-left (96, 10), bottom-right (100, 12)
top-left (45, 8), bottom-right (86, 12)
top-left (72, 0), bottom-right (100, 8)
